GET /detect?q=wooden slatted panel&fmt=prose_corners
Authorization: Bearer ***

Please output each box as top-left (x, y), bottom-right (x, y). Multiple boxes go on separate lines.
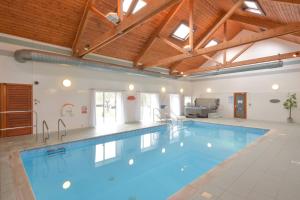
top-left (0, 84), bottom-right (33, 137)
top-left (6, 84), bottom-right (32, 111)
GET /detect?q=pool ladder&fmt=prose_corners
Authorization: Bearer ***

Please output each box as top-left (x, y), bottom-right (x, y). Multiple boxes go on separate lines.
top-left (42, 120), bottom-right (50, 143)
top-left (58, 118), bottom-right (67, 140)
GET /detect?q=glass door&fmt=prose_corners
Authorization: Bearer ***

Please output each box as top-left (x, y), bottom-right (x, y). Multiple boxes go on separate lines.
top-left (170, 94), bottom-right (180, 116)
top-left (96, 92), bottom-right (118, 125)
top-left (140, 93), bottom-right (159, 123)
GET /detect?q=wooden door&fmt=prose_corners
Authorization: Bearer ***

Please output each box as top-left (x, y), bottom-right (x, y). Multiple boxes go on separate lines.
top-left (0, 83), bottom-right (33, 137)
top-left (234, 93), bottom-right (247, 119)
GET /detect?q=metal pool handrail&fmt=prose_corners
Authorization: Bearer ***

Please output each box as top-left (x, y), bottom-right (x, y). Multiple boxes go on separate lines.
top-left (42, 120), bottom-right (50, 143)
top-left (58, 119), bottom-right (67, 140)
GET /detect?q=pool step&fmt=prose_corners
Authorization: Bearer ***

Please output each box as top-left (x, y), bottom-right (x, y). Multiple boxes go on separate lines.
top-left (46, 147), bottom-right (66, 156)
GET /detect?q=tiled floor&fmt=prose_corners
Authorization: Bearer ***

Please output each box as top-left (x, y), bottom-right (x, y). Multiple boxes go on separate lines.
top-left (1, 118), bottom-right (300, 200)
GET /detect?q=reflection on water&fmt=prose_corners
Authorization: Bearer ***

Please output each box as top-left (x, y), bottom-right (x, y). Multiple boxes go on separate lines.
top-left (22, 122), bottom-right (267, 200)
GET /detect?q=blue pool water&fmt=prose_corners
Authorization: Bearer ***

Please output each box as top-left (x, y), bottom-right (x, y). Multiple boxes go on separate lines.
top-left (21, 121), bottom-right (268, 200)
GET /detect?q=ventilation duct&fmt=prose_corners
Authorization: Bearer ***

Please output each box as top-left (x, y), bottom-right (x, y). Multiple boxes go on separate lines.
top-left (188, 61), bottom-right (284, 79)
top-left (14, 49), bottom-right (176, 79)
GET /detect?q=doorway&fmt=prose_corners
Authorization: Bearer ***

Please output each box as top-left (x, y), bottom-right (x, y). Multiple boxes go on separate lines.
top-left (96, 92), bottom-right (122, 125)
top-left (234, 93), bottom-right (247, 119)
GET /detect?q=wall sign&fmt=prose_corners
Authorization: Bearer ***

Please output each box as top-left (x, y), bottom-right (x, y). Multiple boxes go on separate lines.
top-left (81, 106), bottom-right (88, 114)
top-left (127, 96), bottom-right (136, 101)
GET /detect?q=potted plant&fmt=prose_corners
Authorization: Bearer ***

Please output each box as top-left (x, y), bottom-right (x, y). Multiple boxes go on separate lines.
top-left (283, 93), bottom-right (297, 123)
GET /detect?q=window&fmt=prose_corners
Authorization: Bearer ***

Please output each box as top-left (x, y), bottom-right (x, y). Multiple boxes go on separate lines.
top-left (172, 23), bottom-right (190, 41)
top-left (205, 39), bottom-right (218, 48)
top-left (243, 0), bottom-right (265, 15)
top-left (122, 0), bottom-right (147, 14)
top-left (140, 93), bottom-right (160, 123)
top-left (170, 94), bottom-right (180, 116)
top-left (184, 96), bottom-right (192, 107)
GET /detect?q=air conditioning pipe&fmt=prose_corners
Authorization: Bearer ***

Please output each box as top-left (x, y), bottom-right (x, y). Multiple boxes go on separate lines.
top-left (188, 61), bottom-right (284, 78)
top-left (14, 49), bottom-right (177, 79)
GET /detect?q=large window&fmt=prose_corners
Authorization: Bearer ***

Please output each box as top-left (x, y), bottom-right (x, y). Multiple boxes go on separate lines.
top-left (140, 93), bottom-right (159, 123)
top-left (170, 94), bottom-right (180, 116)
top-left (96, 92), bottom-right (123, 125)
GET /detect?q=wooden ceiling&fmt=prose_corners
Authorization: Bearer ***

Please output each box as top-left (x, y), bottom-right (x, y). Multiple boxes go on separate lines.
top-left (0, 0), bottom-right (299, 76)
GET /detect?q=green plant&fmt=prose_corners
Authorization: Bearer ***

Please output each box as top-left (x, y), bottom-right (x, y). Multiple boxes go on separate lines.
top-left (283, 93), bottom-right (297, 119)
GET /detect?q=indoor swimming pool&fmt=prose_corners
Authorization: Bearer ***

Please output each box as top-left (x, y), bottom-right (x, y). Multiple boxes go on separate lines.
top-left (21, 121), bottom-right (268, 200)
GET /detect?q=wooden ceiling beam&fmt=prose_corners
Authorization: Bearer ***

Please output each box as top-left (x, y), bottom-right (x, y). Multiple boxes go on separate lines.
top-left (194, 0), bottom-right (244, 50)
top-left (271, 0), bottom-right (300, 4)
top-left (72, 0), bottom-right (94, 56)
top-left (90, 6), bottom-right (116, 28)
top-left (189, 0), bottom-right (194, 50)
top-left (185, 51), bottom-right (300, 75)
top-left (75, 0), bottom-right (181, 57)
top-left (229, 43), bottom-right (254, 63)
top-left (142, 22), bottom-right (300, 68)
top-left (159, 36), bottom-right (189, 54)
top-left (118, 0), bottom-right (124, 21)
top-left (133, 1), bottom-right (184, 66)
top-left (202, 55), bottom-right (222, 65)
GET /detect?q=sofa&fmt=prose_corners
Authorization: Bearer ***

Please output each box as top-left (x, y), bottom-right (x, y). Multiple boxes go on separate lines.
top-left (185, 98), bottom-right (219, 118)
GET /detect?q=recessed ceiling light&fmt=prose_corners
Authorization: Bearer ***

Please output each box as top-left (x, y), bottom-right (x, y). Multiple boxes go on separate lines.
top-left (172, 23), bottom-right (190, 41)
top-left (205, 39), bottom-right (218, 48)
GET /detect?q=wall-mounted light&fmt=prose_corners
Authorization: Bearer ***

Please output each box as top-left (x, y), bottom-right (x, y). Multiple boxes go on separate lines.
top-left (161, 87), bottom-right (166, 93)
top-left (272, 84), bottom-right (279, 90)
top-left (180, 88), bottom-right (184, 93)
top-left (206, 88), bottom-right (212, 93)
top-left (62, 180), bottom-right (71, 190)
top-left (62, 79), bottom-right (72, 88)
top-left (129, 84), bottom-right (135, 91)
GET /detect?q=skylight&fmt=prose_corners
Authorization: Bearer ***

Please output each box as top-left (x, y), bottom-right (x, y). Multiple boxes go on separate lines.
top-left (172, 23), bottom-right (190, 41)
top-left (205, 39), bottom-right (218, 48)
top-left (122, 0), bottom-right (147, 14)
top-left (132, 0), bottom-right (147, 14)
top-left (243, 0), bottom-right (264, 15)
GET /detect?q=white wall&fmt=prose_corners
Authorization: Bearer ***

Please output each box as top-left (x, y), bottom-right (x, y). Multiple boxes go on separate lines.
top-left (0, 41), bottom-right (191, 133)
top-left (191, 30), bottom-right (300, 123)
